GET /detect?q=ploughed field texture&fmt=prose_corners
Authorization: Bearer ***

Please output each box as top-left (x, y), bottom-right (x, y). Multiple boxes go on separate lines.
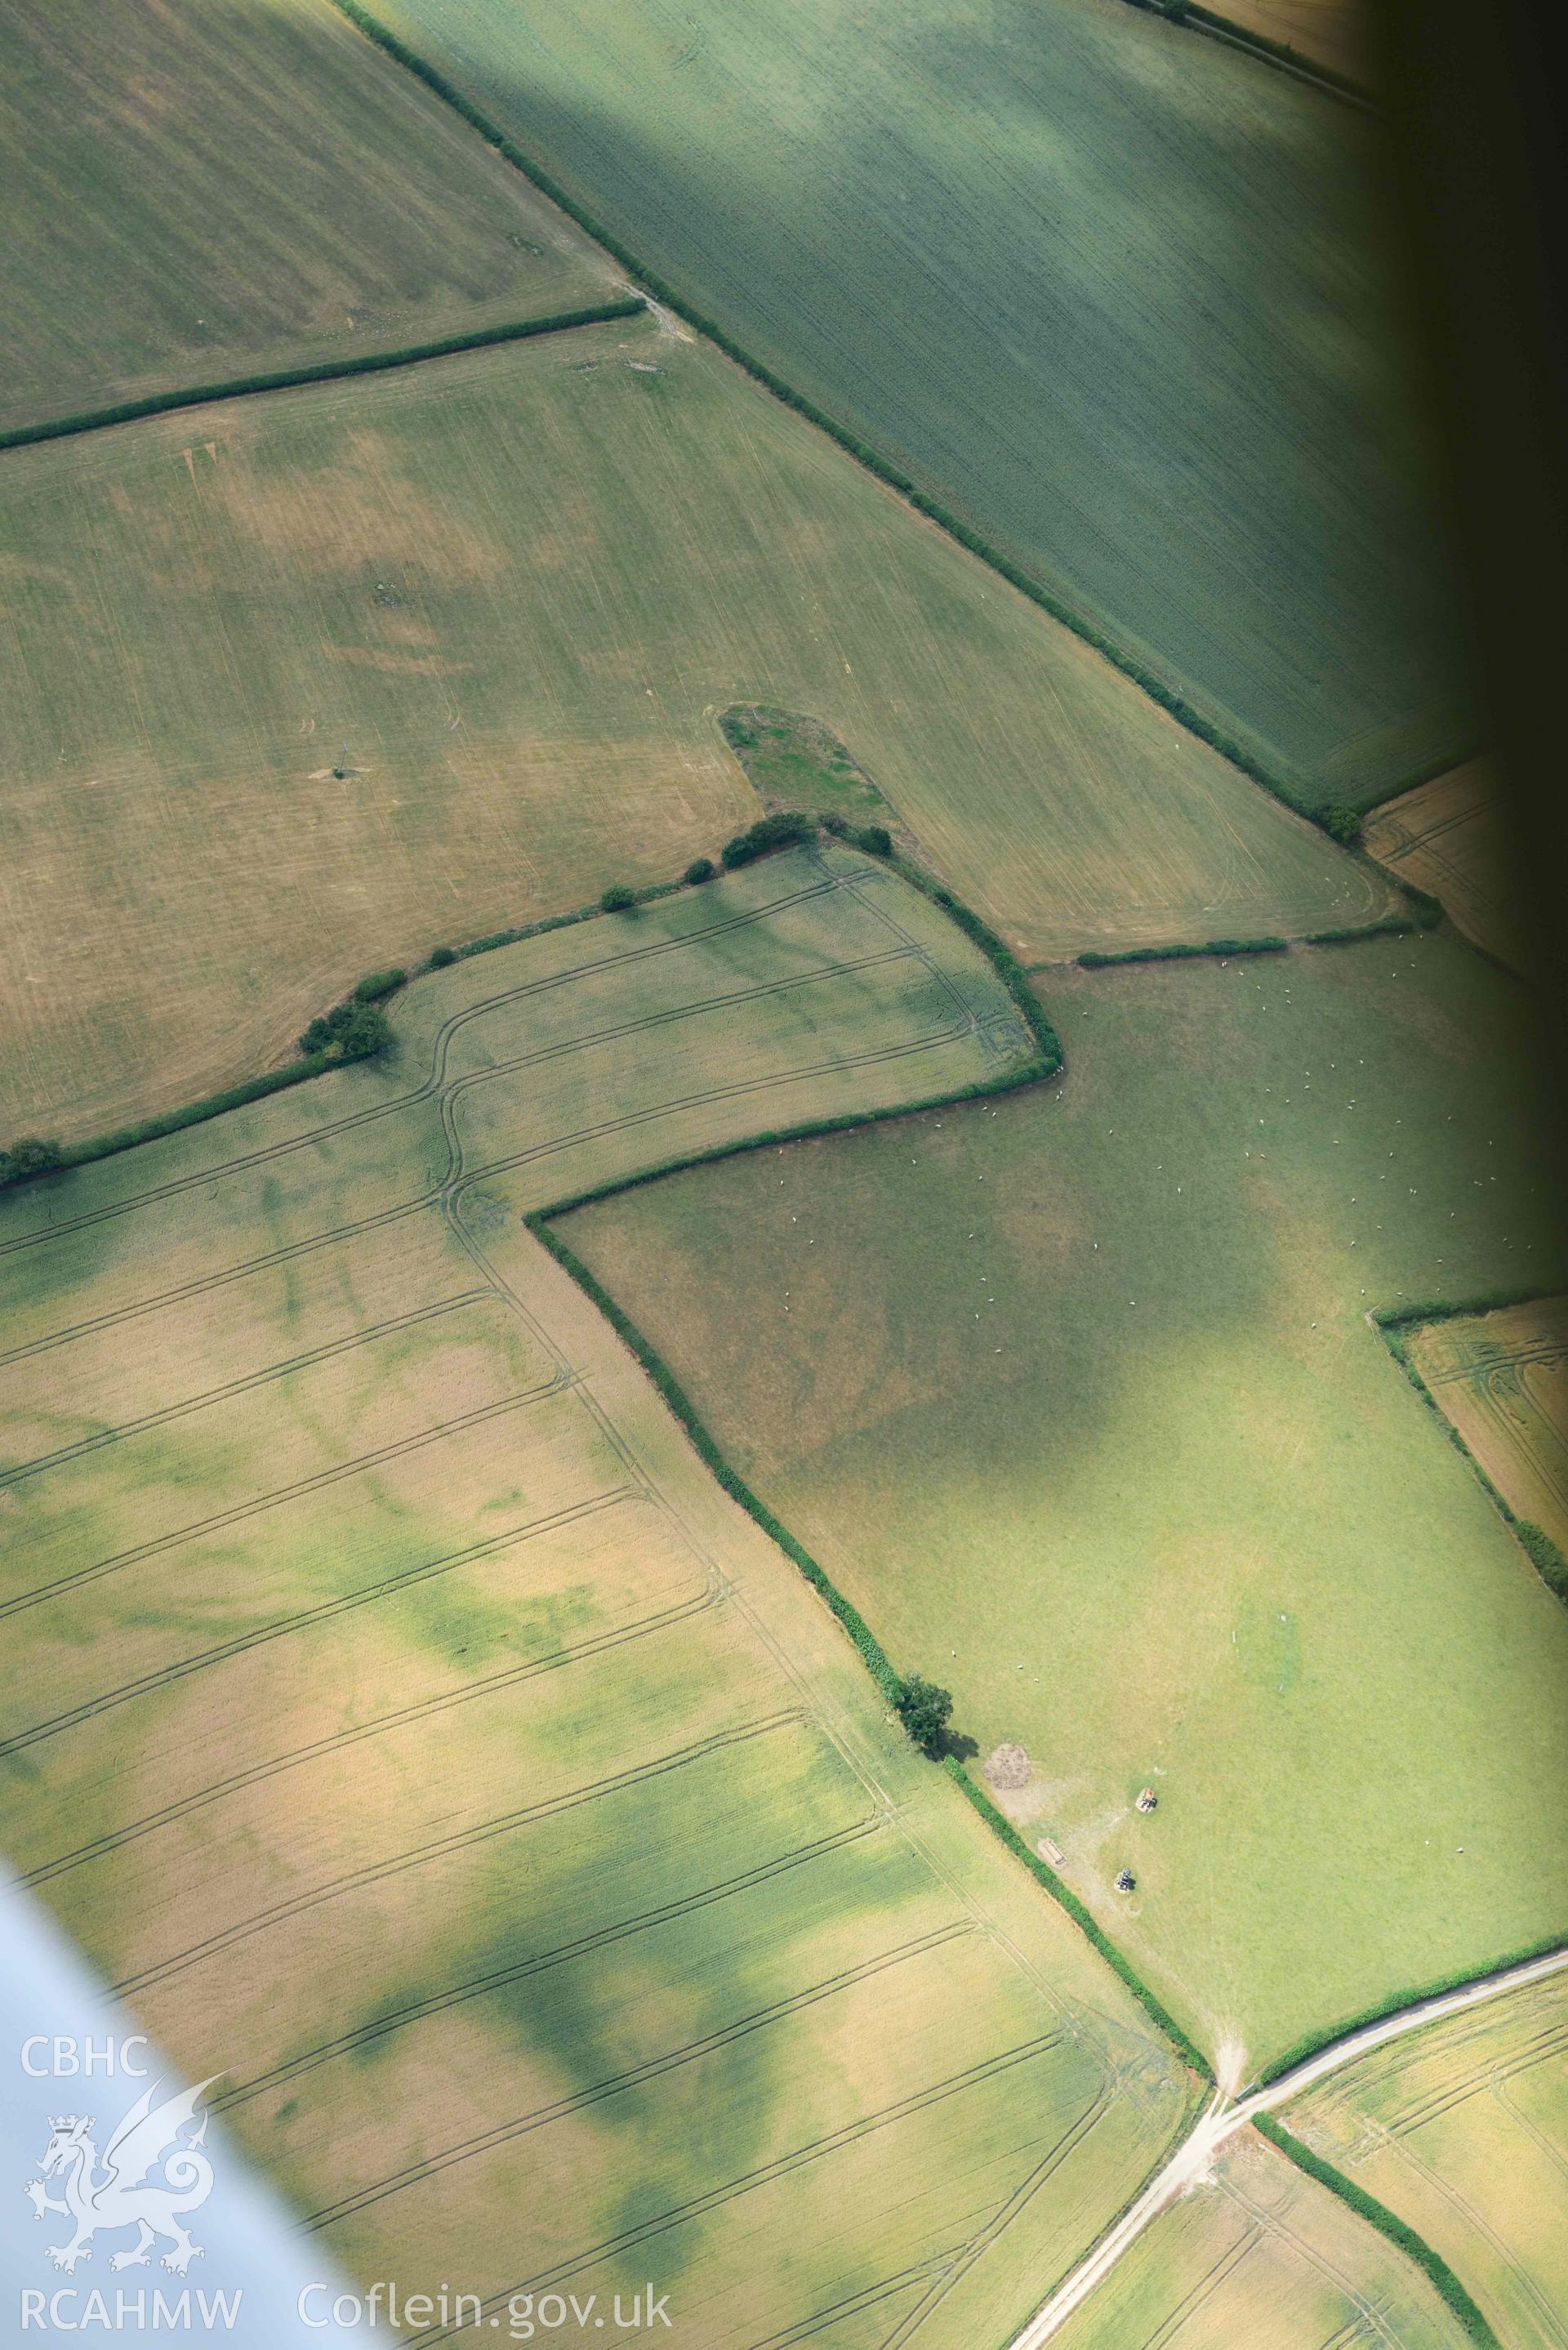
top-left (0, 850), bottom-right (1200, 2346)
top-left (559, 930), bottom-right (1568, 2070)
top-left (1293, 1973), bottom-right (1568, 2350)
top-left (1405, 1298), bottom-right (1568, 1559)
top-left (0, 0), bottom-right (615, 436)
top-left (1048, 2130), bottom-right (1472, 2350)
top-left (1364, 761), bottom-right (1526, 973)
top-left (0, 314), bottom-right (1386, 1140)
top-left (366, 0), bottom-right (1472, 800)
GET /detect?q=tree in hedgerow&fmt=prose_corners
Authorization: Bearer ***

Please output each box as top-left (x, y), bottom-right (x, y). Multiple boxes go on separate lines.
top-left (1, 1135), bottom-right (65, 1184)
top-left (894, 1674), bottom-right (954, 1756)
top-left (1321, 804), bottom-right (1363, 847)
top-left (600, 884), bottom-right (637, 912)
top-left (684, 857), bottom-right (715, 885)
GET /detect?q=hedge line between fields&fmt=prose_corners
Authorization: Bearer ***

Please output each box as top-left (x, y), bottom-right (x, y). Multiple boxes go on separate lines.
top-left (944, 1768), bottom-right (1213, 2076)
top-left (0, 871), bottom-right (706, 1188)
top-left (1252, 2113), bottom-right (1504, 2348)
top-left (1370, 1296), bottom-right (1568, 1609)
top-left (0, 300), bottom-right (645, 452)
top-left (322, 0), bottom-right (1396, 835)
top-left (0, 827), bottom-right (1040, 1192)
top-left (1177, 2), bottom-right (1375, 105)
top-left (1259, 1933), bottom-right (1568, 2083)
top-left (529, 1220), bottom-right (1213, 2086)
top-left (1074, 890), bottom-right (1443, 967)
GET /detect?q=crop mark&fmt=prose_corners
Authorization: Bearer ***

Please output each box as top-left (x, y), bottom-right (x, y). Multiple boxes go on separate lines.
top-left (214, 1814), bottom-right (887, 2116)
top-left (112, 1712), bottom-right (805, 1998)
top-left (0, 1376), bottom-right (575, 1623)
top-left (0, 1488), bottom-right (632, 1763)
top-left (24, 1578), bottom-right (713, 1887)
top-left (0, 874), bottom-right (849, 1264)
top-left (302, 1922), bottom-right (976, 2229)
top-left (401, 2035), bottom-right (1067, 2344)
top-left (0, 1289), bottom-right (488, 1487)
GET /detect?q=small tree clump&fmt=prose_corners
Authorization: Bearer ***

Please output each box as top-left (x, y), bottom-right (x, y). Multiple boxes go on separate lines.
top-left (684, 857), bottom-right (716, 885)
top-left (600, 884), bottom-right (637, 912)
top-left (354, 967), bottom-right (408, 1004)
top-left (720, 811), bottom-right (816, 869)
top-left (1321, 804), bottom-right (1363, 847)
top-left (297, 1000), bottom-right (394, 1061)
top-left (894, 1674), bottom-right (954, 1757)
top-left (1, 1135), bottom-right (65, 1187)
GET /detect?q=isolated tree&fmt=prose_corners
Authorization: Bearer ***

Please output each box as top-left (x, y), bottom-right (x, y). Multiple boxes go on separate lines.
top-left (894, 1674), bottom-right (954, 1757)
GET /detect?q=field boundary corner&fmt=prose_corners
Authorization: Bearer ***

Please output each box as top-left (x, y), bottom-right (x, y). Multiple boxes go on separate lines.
top-left (1368, 1288), bottom-right (1568, 1608)
top-left (1250, 2111), bottom-right (1505, 2349)
top-left (318, 0), bottom-right (1445, 831)
top-left (0, 299), bottom-right (645, 453)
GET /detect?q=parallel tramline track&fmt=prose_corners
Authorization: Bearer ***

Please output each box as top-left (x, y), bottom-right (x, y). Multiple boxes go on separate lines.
top-left (110, 1711), bottom-right (808, 1999)
top-left (301, 1921), bottom-right (979, 2232)
top-left (402, 2034), bottom-right (1071, 2347)
top-left (23, 1574), bottom-right (719, 1887)
top-left (210, 1813), bottom-right (890, 2119)
top-left (0, 1485), bottom-right (635, 1761)
top-left (0, 869), bottom-right (853, 1260)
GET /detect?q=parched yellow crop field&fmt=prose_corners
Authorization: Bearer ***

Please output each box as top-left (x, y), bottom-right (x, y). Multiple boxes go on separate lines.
top-left (0, 312), bottom-right (1392, 1143)
top-left (1363, 760), bottom-right (1525, 972)
top-left (1048, 2130), bottom-right (1472, 2350)
top-left (1291, 1974), bottom-right (1568, 2350)
top-left (0, 848), bottom-right (1200, 2344)
top-left (0, 0), bottom-right (615, 436)
top-left (1404, 1298), bottom-right (1568, 1558)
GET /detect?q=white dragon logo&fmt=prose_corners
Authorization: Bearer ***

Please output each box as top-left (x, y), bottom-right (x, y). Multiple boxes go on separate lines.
top-left (24, 2076), bottom-right (220, 2276)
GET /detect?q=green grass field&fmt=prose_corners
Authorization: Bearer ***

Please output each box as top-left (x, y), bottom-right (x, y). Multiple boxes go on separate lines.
top-left (0, 0), bottom-right (616, 437)
top-left (559, 930), bottom-right (1568, 2070)
top-left (0, 847), bottom-right (1199, 2345)
top-left (1050, 2129), bottom-right (1472, 2350)
top-left (362, 0), bottom-right (1472, 801)
top-left (1291, 1973), bottom-right (1568, 2350)
top-left (0, 311), bottom-right (1386, 1142)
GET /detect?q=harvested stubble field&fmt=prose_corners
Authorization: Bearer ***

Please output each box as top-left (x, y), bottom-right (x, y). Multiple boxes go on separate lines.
top-left (1048, 2128), bottom-right (1472, 2350)
top-left (1404, 1297), bottom-right (1568, 1558)
top-left (0, 849), bottom-right (1200, 2346)
top-left (559, 930), bottom-right (1568, 2069)
top-left (0, 0), bottom-right (615, 438)
top-left (363, 0), bottom-right (1470, 800)
top-left (0, 311), bottom-right (1387, 1140)
top-left (1292, 1973), bottom-right (1568, 2350)
top-left (1363, 760), bottom-right (1525, 972)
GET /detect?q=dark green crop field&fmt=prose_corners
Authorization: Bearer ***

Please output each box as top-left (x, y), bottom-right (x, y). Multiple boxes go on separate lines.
top-left (362, 0), bottom-right (1473, 803)
top-left (0, 0), bottom-right (614, 435)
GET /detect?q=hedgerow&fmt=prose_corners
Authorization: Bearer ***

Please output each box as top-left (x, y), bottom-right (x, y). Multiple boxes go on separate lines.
top-left (1079, 935), bottom-right (1288, 967)
top-left (1252, 2113), bottom-right (1504, 2348)
top-left (943, 1766), bottom-right (1212, 2076)
top-left (0, 299), bottom-right (644, 451)
top-left (320, 0), bottom-right (1401, 832)
top-left (531, 1212), bottom-right (1209, 2083)
top-left (1258, 1932), bottom-right (1568, 2083)
top-left (1369, 1294), bottom-right (1568, 1611)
